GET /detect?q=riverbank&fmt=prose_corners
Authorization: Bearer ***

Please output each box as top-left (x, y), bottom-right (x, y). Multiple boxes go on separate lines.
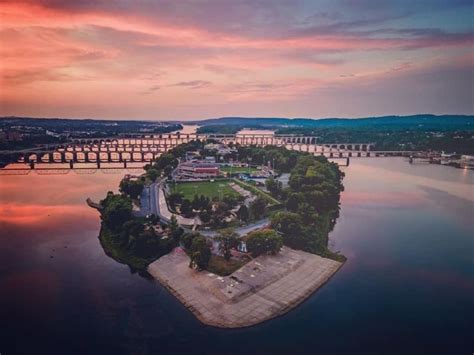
top-left (98, 225), bottom-right (161, 271)
top-left (148, 246), bottom-right (343, 328)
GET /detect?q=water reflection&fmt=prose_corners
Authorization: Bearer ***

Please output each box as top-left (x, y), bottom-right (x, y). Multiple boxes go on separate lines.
top-left (0, 158), bottom-right (473, 355)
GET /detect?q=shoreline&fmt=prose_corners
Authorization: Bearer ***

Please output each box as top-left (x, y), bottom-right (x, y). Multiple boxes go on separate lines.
top-left (148, 246), bottom-right (343, 328)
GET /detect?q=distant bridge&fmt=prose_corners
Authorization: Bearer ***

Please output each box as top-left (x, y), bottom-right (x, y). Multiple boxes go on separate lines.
top-left (1, 132), bottom-right (418, 170)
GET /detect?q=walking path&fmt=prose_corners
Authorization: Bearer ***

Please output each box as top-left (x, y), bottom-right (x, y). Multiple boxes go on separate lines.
top-left (150, 182), bottom-right (200, 227)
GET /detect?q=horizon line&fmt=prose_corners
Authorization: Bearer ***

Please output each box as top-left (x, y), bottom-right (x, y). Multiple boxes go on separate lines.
top-left (1, 113), bottom-right (473, 123)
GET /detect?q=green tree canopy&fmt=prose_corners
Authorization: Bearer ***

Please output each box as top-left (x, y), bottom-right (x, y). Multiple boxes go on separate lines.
top-left (237, 204), bottom-right (249, 222)
top-left (101, 194), bottom-right (133, 231)
top-left (189, 235), bottom-right (211, 270)
top-left (249, 197), bottom-right (267, 220)
top-left (119, 178), bottom-right (144, 199)
top-left (246, 229), bottom-right (283, 257)
top-left (216, 229), bottom-right (239, 260)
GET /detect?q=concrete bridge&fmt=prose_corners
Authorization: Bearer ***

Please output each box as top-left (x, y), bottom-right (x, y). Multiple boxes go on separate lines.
top-left (1, 132), bottom-right (411, 169)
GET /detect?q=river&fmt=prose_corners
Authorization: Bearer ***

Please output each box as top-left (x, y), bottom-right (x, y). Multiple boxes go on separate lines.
top-left (0, 158), bottom-right (472, 354)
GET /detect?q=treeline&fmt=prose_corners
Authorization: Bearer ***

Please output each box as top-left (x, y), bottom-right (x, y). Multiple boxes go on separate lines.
top-left (239, 146), bottom-right (346, 261)
top-left (236, 146), bottom-right (301, 173)
top-left (194, 115), bottom-right (473, 130)
top-left (99, 193), bottom-right (181, 270)
top-left (0, 116), bottom-right (182, 135)
top-left (194, 115), bottom-right (474, 154)
top-left (271, 155), bottom-right (345, 260)
top-left (97, 140), bottom-right (210, 270)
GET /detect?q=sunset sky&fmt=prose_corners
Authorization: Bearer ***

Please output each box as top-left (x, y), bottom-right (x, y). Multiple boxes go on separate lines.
top-left (0, 0), bottom-right (473, 120)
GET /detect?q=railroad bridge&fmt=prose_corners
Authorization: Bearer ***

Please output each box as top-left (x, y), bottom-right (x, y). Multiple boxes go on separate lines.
top-left (3, 132), bottom-right (392, 169)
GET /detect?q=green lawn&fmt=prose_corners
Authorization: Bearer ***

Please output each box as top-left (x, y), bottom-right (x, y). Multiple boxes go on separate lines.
top-left (220, 166), bottom-right (259, 174)
top-left (172, 180), bottom-right (240, 200)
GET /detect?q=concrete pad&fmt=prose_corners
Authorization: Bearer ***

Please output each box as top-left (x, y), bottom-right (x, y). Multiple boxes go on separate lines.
top-left (148, 246), bottom-right (343, 328)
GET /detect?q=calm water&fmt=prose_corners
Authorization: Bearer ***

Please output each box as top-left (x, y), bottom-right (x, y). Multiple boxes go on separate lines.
top-left (0, 159), bottom-right (472, 355)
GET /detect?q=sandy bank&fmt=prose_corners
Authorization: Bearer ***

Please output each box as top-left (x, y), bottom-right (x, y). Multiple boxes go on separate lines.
top-left (148, 246), bottom-right (343, 328)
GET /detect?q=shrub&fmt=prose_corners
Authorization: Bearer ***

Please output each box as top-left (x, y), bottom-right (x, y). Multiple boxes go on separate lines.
top-left (246, 229), bottom-right (283, 257)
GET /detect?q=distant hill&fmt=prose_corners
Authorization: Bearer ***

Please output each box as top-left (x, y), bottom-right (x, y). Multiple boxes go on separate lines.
top-left (0, 116), bottom-right (182, 135)
top-left (192, 115), bottom-right (474, 131)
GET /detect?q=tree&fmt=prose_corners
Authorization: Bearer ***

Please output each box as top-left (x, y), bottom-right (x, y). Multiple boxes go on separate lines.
top-left (246, 229), bottom-right (283, 257)
top-left (286, 193), bottom-right (300, 212)
top-left (101, 194), bottom-right (133, 231)
top-left (199, 195), bottom-right (209, 210)
top-left (169, 214), bottom-right (183, 242)
top-left (216, 230), bottom-right (239, 260)
top-left (154, 152), bottom-right (177, 171)
top-left (199, 210), bottom-right (211, 224)
top-left (265, 177), bottom-right (282, 197)
top-left (270, 212), bottom-right (307, 249)
top-left (189, 235), bottom-right (211, 270)
top-left (168, 192), bottom-right (183, 211)
top-left (118, 219), bottom-right (144, 245)
top-left (122, 219), bottom-right (144, 237)
top-left (180, 199), bottom-right (193, 217)
top-left (119, 178), bottom-right (144, 199)
top-left (182, 232), bottom-right (198, 250)
top-left (249, 197), bottom-right (267, 220)
top-left (192, 194), bottom-right (201, 211)
top-left (237, 204), bottom-right (249, 222)
top-left (146, 168), bottom-right (160, 182)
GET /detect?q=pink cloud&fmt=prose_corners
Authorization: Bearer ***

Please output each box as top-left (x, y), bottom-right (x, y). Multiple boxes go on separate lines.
top-left (0, 0), bottom-right (472, 118)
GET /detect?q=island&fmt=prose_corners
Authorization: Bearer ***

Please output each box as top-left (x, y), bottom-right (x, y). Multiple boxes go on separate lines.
top-left (91, 138), bottom-right (346, 327)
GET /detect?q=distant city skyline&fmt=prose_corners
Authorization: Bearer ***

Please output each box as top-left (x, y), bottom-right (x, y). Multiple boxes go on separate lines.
top-left (0, 0), bottom-right (473, 120)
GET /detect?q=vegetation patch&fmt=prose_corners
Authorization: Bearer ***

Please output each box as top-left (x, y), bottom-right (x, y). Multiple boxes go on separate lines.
top-left (97, 193), bottom-right (181, 271)
top-left (207, 255), bottom-right (249, 276)
top-left (99, 225), bottom-right (160, 271)
top-left (232, 178), bottom-right (281, 206)
top-left (235, 146), bottom-right (346, 262)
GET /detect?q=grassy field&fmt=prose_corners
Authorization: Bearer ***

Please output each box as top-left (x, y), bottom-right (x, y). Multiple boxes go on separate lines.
top-left (172, 180), bottom-right (240, 200)
top-left (220, 166), bottom-right (259, 174)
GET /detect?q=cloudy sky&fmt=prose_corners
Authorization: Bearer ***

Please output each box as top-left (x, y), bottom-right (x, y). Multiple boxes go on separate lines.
top-left (0, 0), bottom-right (472, 120)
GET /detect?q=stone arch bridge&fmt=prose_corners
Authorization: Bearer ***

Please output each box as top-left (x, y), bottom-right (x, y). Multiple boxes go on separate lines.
top-left (3, 132), bottom-right (409, 169)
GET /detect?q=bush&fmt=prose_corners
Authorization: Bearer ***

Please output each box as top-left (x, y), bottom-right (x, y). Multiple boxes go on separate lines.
top-left (246, 229), bottom-right (283, 257)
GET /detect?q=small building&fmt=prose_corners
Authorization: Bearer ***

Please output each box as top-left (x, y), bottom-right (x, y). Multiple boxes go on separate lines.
top-left (204, 143), bottom-right (236, 155)
top-left (185, 151), bottom-right (200, 161)
top-left (177, 162), bottom-right (220, 179)
top-left (204, 156), bottom-right (216, 163)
